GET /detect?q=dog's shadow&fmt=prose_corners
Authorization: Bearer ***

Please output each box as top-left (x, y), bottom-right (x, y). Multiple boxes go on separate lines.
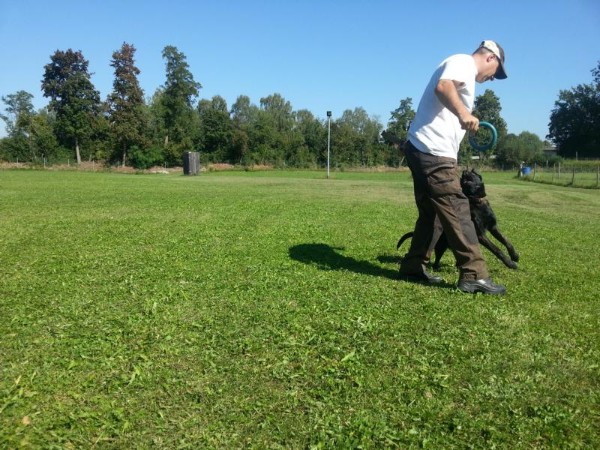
top-left (288, 243), bottom-right (400, 280)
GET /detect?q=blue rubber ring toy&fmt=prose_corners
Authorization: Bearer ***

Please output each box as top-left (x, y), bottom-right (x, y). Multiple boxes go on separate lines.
top-left (469, 121), bottom-right (498, 152)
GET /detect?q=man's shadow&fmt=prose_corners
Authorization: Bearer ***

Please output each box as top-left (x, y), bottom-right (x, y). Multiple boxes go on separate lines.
top-left (289, 243), bottom-right (455, 289)
top-left (288, 243), bottom-right (399, 280)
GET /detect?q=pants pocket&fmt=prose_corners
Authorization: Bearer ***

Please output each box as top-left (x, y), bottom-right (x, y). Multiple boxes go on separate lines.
top-left (427, 166), bottom-right (461, 197)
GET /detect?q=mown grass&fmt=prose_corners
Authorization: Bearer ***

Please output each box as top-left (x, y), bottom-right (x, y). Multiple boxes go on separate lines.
top-left (526, 171), bottom-right (600, 189)
top-left (1, 169), bottom-right (599, 448)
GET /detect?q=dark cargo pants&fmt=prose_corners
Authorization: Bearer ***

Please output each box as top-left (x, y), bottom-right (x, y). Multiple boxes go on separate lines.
top-left (400, 141), bottom-right (488, 281)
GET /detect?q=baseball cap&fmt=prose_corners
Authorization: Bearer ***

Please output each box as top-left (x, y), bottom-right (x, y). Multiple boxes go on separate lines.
top-left (480, 40), bottom-right (507, 79)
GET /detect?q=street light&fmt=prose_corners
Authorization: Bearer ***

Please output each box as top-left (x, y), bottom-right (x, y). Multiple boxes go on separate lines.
top-left (326, 111), bottom-right (332, 178)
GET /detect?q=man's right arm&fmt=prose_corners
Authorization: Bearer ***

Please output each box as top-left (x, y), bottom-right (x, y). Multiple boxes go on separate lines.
top-left (435, 79), bottom-right (479, 132)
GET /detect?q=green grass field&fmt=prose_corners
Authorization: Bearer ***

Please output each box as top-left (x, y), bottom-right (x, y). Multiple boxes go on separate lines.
top-left (1, 169), bottom-right (599, 448)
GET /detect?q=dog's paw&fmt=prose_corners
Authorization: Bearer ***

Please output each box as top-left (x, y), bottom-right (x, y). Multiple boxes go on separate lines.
top-left (511, 252), bottom-right (520, 262)
top-left (507, 260), bottom-right (518, 270)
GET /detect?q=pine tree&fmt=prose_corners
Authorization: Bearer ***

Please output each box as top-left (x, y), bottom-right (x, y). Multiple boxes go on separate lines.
top-left (107, 43), bottom-right (148, 166)
top-left (41, 49), bottom-right (101, 163)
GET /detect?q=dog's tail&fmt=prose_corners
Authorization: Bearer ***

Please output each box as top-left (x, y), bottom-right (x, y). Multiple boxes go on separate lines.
top-left (396, 232), bottom-right (414, 250)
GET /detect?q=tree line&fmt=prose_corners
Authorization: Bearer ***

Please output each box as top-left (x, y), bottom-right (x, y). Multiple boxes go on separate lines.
top-left (548, 61), bottom-right (600, 159)
top-left (1, 43), bottom-right (596, 169)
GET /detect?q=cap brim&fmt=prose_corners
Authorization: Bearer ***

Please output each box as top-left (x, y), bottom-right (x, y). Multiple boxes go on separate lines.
top-left (495, 61), bottom-right (507, 79)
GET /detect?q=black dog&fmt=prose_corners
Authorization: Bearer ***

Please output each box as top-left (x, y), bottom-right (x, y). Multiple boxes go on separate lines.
top-left (397, 169), bottom-right (520, 269)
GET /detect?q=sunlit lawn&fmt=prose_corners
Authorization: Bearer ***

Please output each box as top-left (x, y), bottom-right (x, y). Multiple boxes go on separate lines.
top-left (1, 168), bottom-right (599, 448)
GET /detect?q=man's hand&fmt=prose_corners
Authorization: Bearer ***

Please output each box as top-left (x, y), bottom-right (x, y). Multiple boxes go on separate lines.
top-left (459, 113), bottom-right (479, 132)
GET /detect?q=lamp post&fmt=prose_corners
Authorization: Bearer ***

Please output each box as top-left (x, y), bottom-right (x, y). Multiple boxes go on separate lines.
top-left (326, 111), bottom-right (332, 179)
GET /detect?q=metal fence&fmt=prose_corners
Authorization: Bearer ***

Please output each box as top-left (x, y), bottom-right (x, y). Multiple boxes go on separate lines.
top-left (523, 163), bottom-right (600, 188)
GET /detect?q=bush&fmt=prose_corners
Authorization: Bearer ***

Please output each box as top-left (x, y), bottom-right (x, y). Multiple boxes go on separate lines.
top-left (129, 146), bottom-right (164, 169)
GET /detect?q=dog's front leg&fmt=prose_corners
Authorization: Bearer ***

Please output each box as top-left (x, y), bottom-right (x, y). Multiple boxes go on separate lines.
top-left (478, 232), bottom-right (518, 269)
top-left (488, 226), bottom-right (520, 262)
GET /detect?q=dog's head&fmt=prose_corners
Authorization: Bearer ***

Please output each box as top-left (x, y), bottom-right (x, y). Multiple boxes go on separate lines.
top-left (461, 169), bottom-right (486, 198)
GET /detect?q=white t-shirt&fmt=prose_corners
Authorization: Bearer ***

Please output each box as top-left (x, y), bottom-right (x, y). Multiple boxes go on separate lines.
top-left (408, 54), bottom-right (477, 159)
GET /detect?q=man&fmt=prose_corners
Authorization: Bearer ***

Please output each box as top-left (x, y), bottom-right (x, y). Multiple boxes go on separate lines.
top-left (399, 40), bottom-right (508, 295)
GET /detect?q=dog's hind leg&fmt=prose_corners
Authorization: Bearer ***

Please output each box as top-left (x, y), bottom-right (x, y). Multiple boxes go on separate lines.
top-left (431, 233), bottom-right (449, 270)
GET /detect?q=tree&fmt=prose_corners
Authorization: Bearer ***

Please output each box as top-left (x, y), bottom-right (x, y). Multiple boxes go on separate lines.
top-left (259, 93), bottom-right (294, 133)
top-left (495, 131), bottom-right (544, 167)
top-left (147, 88), bottom-right (167, 144)
top-left (0, 91), bottom-right (35, 161)
top-left (334, 108), bottom-right (383, 167)
top-left (29, 109), bottom-right (61, 161)
top-left (41, 49), bottom-right (102, 164)
top-left (253, 93), bottom-right (299, 166)
top-left (294, 109), bottom-right (325, 167)
top-left (472, 89), bottom-right (507, 137)
top-left (233, 93), bottom-right (299, 166)
top-left (459, 89), bottom-right (507, 164)
top-left (0, 90), bottom-right (34, 137)
top-left (382, 97), bottom-right (415, 166)
top-left (106, 42), bottom-right (148, 166)
top-left (231, 95), bottom-right (257, 126)
top-left (229, 95), bottom-right (258, 164)
top-left (548, 61), bottom-right (600, 158)
top-left (197, 95), bottom-right (233, 163)
top-left (383, 97), bottom-right (415, 145)
top-left (1, 92), bottom-right (61, 162)
top-left (160, 45), bottom-right (202, 165)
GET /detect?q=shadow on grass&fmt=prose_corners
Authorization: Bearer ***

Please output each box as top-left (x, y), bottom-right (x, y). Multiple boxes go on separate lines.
top-left (289, 243), bottom-right (456, 290)
top-left (377, 254), bottom-right (403, 265)
top-left (288, 243), bottom-right (399, 281)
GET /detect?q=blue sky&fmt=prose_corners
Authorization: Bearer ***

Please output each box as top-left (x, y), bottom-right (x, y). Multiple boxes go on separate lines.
top-left (1, 0), bottom-right (599, 140)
